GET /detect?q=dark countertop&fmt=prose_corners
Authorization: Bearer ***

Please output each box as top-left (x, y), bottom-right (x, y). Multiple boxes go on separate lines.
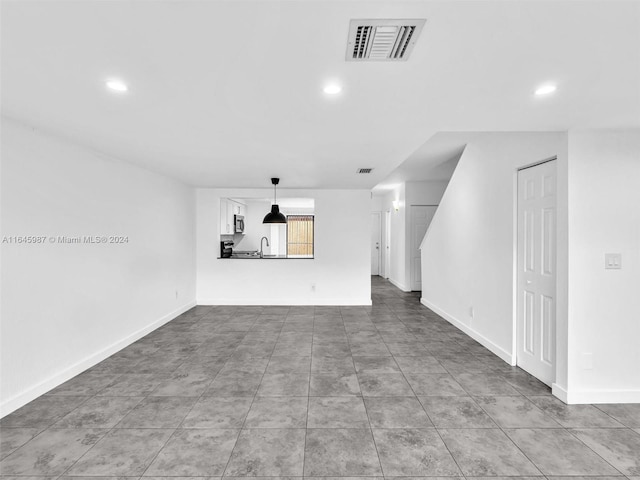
top-left (217, 255), bottom-right (313, 260)
top-left (233, 254), bottom-right (288, 259)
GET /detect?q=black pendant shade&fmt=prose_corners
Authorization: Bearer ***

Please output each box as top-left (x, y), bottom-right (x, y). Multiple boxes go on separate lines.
top-left (263, 178), bottom-right (287, 224)
top-left (263, 204), bottom-right (287, 224)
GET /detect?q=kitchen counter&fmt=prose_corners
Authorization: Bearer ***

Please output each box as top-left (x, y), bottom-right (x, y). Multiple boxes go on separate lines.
top-left (218, 255), bottom-right (312, 259)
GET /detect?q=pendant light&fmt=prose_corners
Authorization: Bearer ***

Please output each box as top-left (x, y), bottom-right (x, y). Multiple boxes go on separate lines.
top-left (263, 177), bottom-right (287, 224)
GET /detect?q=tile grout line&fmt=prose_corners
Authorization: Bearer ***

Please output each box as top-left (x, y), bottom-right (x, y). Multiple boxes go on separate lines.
top-left (301, 308), bottom-right (315, 477)
top-left (63, 306), bottom-right (227, 478)
top-left (5, 282), bottom-right (638, 478)
top-left (54, 390), bottom-right (150, 476)
top-left (220, 309), bottom-right (282, 477)
top-left (562, 425), bottom-right (630, 476)
top-left (351, 308), bottom-right (387, 477)
top-left (137, 310), bottom-right (231, 478)
top-left (397, 302), bottom-right (547, 478)
top-left (56, 307), bottom-right (217, 478)
top-left (390, 290), bottom-right (553, 476)
top-left (374, 304), bottom-right (468, 478)
top-left (592, 402), bottom-right (633, 427)
top-left (385, 293), bottom-right (470, 480)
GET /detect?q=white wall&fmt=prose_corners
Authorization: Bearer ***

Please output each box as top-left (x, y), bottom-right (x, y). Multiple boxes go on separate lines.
top-left (371, 195), bottom-right (384, 277)
top-left (404, 181), bottom-right (448, 289)
top-left (0, 118), bottom-right (196, 416)
top-left (378, 181), bottom-right (448, 291)
top-left (420, 133), bottom-right (568, 366)
top-left (406, 181), bottom-right (449, 206)
top-left (197, 188), bottom-right (371, 305)
top-left (233, 199), bottom-right (272, 253)
top-left (371, 194), bottom-right (382, 213)
top-left (384, 183), bottom-right (407, 290)
top-left (370, 195), bottom-right (383, 276)
top-left (565, 130), bottom-right (640, 403)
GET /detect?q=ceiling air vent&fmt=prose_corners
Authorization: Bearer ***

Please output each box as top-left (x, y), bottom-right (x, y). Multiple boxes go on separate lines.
top-left (357, 168), bottom-right (374, 174)
top-left (346, 19), bottom-right (426, 61)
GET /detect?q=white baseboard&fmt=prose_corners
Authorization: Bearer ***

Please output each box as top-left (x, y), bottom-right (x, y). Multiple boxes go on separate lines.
top-left (389, 278), bottom-right (410, 292)
top-left (554, 385), bottom-right (640, 404)
top-left (0, 300), bottom-right (196, 418)
top-left (552, 383), bottom-right (569, 403)
top-left (421, 297), bottom-right (514, 365)
top-left (197, 298), bottom-right (372, 306)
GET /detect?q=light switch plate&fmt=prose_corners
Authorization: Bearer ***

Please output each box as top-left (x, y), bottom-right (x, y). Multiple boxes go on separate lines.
top-left (604, 253), bottom-right (622, 269)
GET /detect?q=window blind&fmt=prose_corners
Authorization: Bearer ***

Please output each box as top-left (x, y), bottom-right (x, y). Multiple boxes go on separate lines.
top-left (287, 215), bottom-right (314, 257)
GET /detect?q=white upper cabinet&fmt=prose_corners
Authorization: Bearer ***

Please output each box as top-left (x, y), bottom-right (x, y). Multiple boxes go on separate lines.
top-left (220, 198), bottom-right (247, 235)
top-left (220, 198), bottom-right (230, 234)
top-left (226, 200), bottom-right (235, 233)
top-left (238, 203), bottom-right (246, 217)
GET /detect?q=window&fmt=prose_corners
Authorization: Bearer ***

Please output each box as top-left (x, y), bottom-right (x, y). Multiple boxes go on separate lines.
top-left (287, 215), bottom-right (314, 258)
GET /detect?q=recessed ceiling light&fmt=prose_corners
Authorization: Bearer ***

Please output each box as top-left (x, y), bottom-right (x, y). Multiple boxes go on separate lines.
top-left (534, 84), bottom-right (557, 96)
top-left (323, 83), bottom-right (342, 95)
top-left (106, 79), bottom-right (128, 93)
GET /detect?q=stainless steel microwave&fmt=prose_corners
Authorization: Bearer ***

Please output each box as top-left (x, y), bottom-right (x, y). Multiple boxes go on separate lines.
top-left (234, 215), bottom-right (245, 234)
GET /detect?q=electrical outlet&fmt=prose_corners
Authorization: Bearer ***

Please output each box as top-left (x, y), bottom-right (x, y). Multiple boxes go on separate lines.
top-left (604, 253), bottom-right (622, 269)
top-left (175, 290), bottom-right (179, 299)
top-left (311, 283), bottom-right (316, 292)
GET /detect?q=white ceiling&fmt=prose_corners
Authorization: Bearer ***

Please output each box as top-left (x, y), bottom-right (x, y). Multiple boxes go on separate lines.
top-left (233, 198), bottom-right (315, 209)
top-left (2, 1), bottom-right (639, 189)
top-left (373, 134), bottom-right (466, 193)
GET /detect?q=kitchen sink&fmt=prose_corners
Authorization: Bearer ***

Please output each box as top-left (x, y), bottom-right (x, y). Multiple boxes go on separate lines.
top-left (231, 251), bottom-right (260, 257)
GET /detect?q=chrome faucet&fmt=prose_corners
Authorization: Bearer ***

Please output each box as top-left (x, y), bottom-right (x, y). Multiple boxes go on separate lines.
top-left (260, 236), bottom-right (270, 258)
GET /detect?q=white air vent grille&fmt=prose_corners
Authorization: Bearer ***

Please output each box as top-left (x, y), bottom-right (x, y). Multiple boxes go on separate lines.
top-left (347, 19), bottom-right (426, 61)
top-left (357, 168), bottom-right (374, 174)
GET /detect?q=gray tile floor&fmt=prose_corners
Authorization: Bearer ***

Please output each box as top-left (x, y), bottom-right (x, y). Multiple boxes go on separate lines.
top-left (2, 276), bottom-right (640, 478)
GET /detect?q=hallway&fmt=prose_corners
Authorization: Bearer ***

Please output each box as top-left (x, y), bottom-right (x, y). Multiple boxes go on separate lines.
top-left (1, 277), bottom-right (639, 477)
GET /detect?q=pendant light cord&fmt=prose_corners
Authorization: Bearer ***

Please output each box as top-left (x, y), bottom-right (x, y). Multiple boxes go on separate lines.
top-left (274, 183), bottom-right (277, 204)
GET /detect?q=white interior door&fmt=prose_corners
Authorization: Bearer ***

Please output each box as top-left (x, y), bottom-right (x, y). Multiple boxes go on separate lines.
top-left (371, 212), bottom-right (381, 275)
top-left (517, 159), bottom-right (557, 386)
top-left (410, 205), bottom-right (437, 291)
top-left (384, 211), bottom-right (391, 279)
